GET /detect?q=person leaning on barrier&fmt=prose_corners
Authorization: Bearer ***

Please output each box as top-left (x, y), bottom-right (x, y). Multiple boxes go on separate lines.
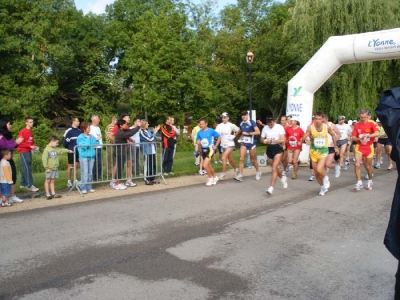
top-left (104, 116), bottom-right (117, 178)
top-left (113, 119), bottom-right (140, 190)
top-left (139, 120), bottom-right (161, 185)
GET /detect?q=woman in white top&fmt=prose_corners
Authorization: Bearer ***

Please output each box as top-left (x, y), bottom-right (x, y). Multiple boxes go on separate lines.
top-left (215, 112), bottom-right (239, 180)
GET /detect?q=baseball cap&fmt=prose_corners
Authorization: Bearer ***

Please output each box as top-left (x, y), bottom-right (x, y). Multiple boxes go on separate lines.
top-left (265, 116), bottom-right (274, 122)
top-left (241, 110), bottom-right (249, 116)
top-left (221, 112), bottom-right (229, 118)
top-left (338, 115), bottom-right (345, 120)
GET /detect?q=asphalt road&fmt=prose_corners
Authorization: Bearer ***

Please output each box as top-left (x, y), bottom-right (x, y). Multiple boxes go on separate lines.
top-left (0, 164), bottom-right (398, 300)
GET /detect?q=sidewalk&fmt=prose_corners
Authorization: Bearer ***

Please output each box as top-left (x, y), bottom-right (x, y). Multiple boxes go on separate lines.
top-left (0, 166), bottom-right (272, 214)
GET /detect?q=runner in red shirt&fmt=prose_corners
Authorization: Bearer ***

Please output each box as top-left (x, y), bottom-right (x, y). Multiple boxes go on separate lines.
top-left (352, 109), bottom-right (379, 191)
top-left (284, 117), bottom-right (304, 179)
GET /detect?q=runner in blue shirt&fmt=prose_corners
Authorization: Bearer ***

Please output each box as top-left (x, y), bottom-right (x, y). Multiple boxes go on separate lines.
top-left (196, 118), bottom-right (221, 187)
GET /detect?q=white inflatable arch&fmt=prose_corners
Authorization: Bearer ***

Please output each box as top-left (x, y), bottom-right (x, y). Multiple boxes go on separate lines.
top-left (286, 28), bottom-right (400, 163)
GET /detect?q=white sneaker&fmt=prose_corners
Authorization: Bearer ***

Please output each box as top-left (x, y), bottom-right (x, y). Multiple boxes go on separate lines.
top-left (388, 164), bottom-right (393, 170)
top-left (67, 180), bottom-right (73, 188)
top-left (82, 190), bottom-right (88, 194)
top-left (282, 171), bottom-right (287, 177)
top-left (206, 178), bottom-right (213, 186)
top-left (213, 177), bottom-right (219, 185)
top-left (281, 176), bottom-right (288, 189)
top-left (28, 185), bottom-right (39, 192)
top-left (308, 175), bottom-right (315, 181)
top-left (289, 165), bottom-right (294, 171)
top-left (354, 181), bottom-right (363, 191)
top-left (335, 165), bottom-right (341, 178)
top-left (89, 189), bottom-right (96, 193)
top-left (366, 180), bottom-right (373, 191)
top-left (374, 163), bottom-right (380, 169)
top-left (125, 180), bottom-right (137, 187)
top-left (9, 196), bottom-right (23, 203)
top-left (319, 186), bottom-right (328, 196)
top-left (255, 171), bottom-right (261, 181)
top-left (219, 173), bottom-right (226, 180)
top-left (323, 177), bottom-right (330, 189)
top-left (235, 174), bottom-right (243, 182)
top-left (115, 183), bottom-right (127, 190)
top-left (266, 186), bottom-right (274, 195)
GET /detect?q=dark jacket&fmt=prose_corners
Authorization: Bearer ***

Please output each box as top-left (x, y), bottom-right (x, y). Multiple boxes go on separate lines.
top-left (376, 87), bottom-right (400, 260)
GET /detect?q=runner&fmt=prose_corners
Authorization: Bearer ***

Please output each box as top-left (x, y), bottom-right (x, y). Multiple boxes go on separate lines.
top-left (260, 116), bottom-right (288, 195)
top-left (215, 112), bottom-right (239, 180)
top-left (284, 116), bottom-right (304, 179)
top-left (235, 111), bottom-right (261, 182)
top-left (336, 116), bottom-right (352, 170)
top-left (323, 115), bottom-right (341, 178)
top-left (303, 111), bottom-right (338, 196)
top-left (196, 118), bottom-right (221, 187)
top-left (352, 109), bottom-right (379, 191)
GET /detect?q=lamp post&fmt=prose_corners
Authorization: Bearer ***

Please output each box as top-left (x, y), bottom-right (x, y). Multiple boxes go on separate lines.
top-left (246, 51), bottom-right (254, 120)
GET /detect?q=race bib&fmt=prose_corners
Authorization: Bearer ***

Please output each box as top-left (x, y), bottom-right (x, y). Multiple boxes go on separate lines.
top-left (289, 140), bottom-right (297, 147)
top-left (242, 136), bottom-right (254, 144)
top-left (222, 142), bottom-right (229, 148)
top-left (313, 137), bottom-right (326, 148)
top-left (201, 138), bottom-right (209, 148)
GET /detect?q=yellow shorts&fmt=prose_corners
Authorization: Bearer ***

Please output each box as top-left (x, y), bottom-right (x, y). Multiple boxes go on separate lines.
top-left (309, 148), bottom-right (328, 163)
top-left (355, 144), bottom-right (374, 159)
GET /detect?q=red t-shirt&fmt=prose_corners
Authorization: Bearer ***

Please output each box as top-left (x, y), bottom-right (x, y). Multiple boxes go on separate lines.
top-left (17, 128), bottom-right (36, 153)
top-left (352, 121), bottom-right (377, 146)
top-left (285, 126), bottom-right (305, 150)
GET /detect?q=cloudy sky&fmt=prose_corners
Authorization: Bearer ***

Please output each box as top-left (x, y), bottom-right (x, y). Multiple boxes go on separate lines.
top-left (74, 0), bottom-right (237, 15)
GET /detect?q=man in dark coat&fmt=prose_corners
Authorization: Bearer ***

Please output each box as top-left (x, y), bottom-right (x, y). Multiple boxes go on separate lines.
top-left (376, 87), bottom-right (400, 299)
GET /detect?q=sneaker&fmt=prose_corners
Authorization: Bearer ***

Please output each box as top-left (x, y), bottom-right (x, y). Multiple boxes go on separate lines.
top-left (1, 202), bottom-right (12, 207)
top-left (289, 165), bottom-right (294, 171)
top-left (335, 165), bottom-right (341, 178)
top-left (319, 186), bottom-right (328, 196)
top-left (292, 173), bottom-right (297, 179)
top-left (82, 190), bottom-right (88, 194)
top-left (206, 178), bottom-right (213, 186)
top-left (323, 177), bottom-right (330, 189)
top-left (374, 163), bottom-right (380, 169)
top-left (110, 181), bottom-right (117, 189)
top-left (202, 170), bottom-right (207, 174)
top-left (282, 171), bottom-right (287, 177)
top-left (214, 161), bottom-right (218, 164)
top-left (234, 168), bottom-right (239, 177)
top-left (219, 173), bottom-right (226, 180)
top-left (227, 161), bottom-right (230, 165)
top-left (20, 185), bottom-right (28, 190)
top-left (51, 194), bottom-right (62, 198)
top-left (125, 180), bottom-right (137, 187)
top-left (246, 166), bottom-right (252, 169)
top-left (309, 175), bottom-right (315, 181)
top-left (388, 164), bottom-right (393, 170)
top-left (235, 174), bottom-right (243, 182)
top-left (285, 166), bottom-right (290, 172)
top-left (354, 181), bottom-right (363, 191)
top-left (218, 160), bottom-right (223, 164)
top-left (164, 173), bottom-right (169, 176)
top-left (266, 186), bottom-right (274, 195)
top-left (169, 172), bottom-right (175, 176)
top-left (115, 183), bottom-right (127, 190)
top-left (255, 171), bottom-right (261, 181)
top-left (46, 195), bottom-right (53, 200)
top-left (28, 185), bottom-right (39, 192)
top-left (89, 189), bottom-right (96, 193)
top-left (343, 165), bottom-right (348, 171)
top-left (366, 180), bottom-right (373, 191)
top-left (213, 177), bottom-right (219, 185)
top-left (345, 160), bottom-right (350, 166)
top-left (9, 196), bottom-right (23, 203)
top-left (67, 180), bottom-right (72, 188)
top-left (281, 176), bottom-right (288, 189)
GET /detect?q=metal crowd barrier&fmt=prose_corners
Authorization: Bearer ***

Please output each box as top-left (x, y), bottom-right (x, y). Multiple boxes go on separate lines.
top-left (68, 142), bottom-right (167, 196)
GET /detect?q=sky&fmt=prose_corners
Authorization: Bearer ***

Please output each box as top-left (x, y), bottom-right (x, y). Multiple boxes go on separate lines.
top-left (74, 0), bottom-right (237, 15)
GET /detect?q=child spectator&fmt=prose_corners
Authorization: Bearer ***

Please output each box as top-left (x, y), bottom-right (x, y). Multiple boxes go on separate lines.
top-left (0, 149), bottom-right (14, 207)
top-left (42, 136), bottom-right (71, 200)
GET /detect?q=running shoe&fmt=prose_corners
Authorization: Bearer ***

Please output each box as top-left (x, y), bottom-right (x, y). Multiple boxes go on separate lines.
top-left (46, 195), bottom-right (53, 200)
top-left (116, 183), bottom-right (127, 190)
top-left (319, 186), bottom-right (328, 196)
top-left (214, 160), bottom-right (218, 164)
top-left (354, 181), bottom-right (363, 191)
top-left (292, 173), bottom-right (297, 179)
top-left (218, 160), bottom-right (223, 164)
top-left (366, 180), bottom-right (373, 191)
top-left (67, 180), bottom-right (73, 188)
top-left (281, 176), bottom-right (288, 189)
top-left (345, 159), bottom-right (350, 166)
top-left (374, 163), bottom-right (380, 169)
top-left (335, 165), bottom-right (341, 178)
top-left (206, 178), bottom-right (213, 186)
top-left (388, 164), bottom-right (393, 170)
top-left (235, 174), bottom-right (243, 182)
top-left (255, 171), bottom-right (261, 181)
top-left (89, 189), bottom-right (96, 193)
top-left (28, 185), bottom-right (39, 192)
top-left (323, 176), bottom-right (330, 189)
top-left (9, 196), bottom-right (23, 203)
top-left (282, 171), bottom-right (287, 177)
top-left (125, 180), bottom-right (137, 187)
top-left (309, 175), bottom-right (315, 181)
top-left (266, 186), bottom-right (274, 195)
top-left (219, 173), bottom-right (226, 180)
top-left (213, 177), bottom-right (219, 185)
top-left (289, 165), bottom-right (294, 171)
top-left (82, 190), bottom-right (88, 194)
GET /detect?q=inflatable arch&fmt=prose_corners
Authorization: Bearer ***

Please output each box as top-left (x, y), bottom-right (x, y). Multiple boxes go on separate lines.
top-left (286, 28), bottom-right (400, 163)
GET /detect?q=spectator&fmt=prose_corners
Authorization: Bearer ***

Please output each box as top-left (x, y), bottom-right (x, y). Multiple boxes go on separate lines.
top-left (42, 136), bottom-right (71, 200)
top-left (161, 116), bottom-right (176, 175)
top-left (89, 115), bottom-right (103, 181)
top-left (17, 117), bottom-right (39, 192)
top-left (0, 149), bottom-right (14, 207)
top-left (130, 118), bottom-right (142, 177)
top-left (104, 116), bottom-right (117, 178)
top-left (170, 117), bottom-right (180, 159)
top-left (77, 122), bottom-right (100, 194)
top-left (63, 118), bottom-right (81, 187)
top-left (139, 120), bottom-right (161, 185)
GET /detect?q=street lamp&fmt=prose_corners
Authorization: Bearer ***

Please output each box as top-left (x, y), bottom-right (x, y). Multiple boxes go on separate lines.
top-left (246, 51), bottom-right (254, 120)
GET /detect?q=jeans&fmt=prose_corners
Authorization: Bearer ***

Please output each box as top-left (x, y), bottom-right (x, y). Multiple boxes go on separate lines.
top-left (162, 148), bottom-right (174, 173)
top-left (20, 152), bottom-right (34, 187)
top-left (80, 158), bottom-right (94, 191)
top-left (92, 148), bottom-right (103, 181)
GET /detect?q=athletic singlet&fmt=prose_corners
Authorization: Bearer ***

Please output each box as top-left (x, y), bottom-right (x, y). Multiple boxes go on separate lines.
top-left (310, 123), bottom-right (328, 152)
top-left (240, 119), bottom-right (257, 144)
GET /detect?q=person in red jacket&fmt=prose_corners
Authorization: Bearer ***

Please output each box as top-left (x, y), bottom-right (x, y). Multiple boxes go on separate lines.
top-left (17, 117), bottom-right (39, 192)
top-left (161, 116), bottom-right (176, 175)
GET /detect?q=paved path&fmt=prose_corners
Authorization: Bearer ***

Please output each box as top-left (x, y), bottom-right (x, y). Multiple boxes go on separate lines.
top-left (0, 164), bottom-right (398, 299)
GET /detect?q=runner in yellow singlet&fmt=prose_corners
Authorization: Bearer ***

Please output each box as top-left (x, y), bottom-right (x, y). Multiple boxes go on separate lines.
top-left (303, 111), bottom-right (338, 196)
